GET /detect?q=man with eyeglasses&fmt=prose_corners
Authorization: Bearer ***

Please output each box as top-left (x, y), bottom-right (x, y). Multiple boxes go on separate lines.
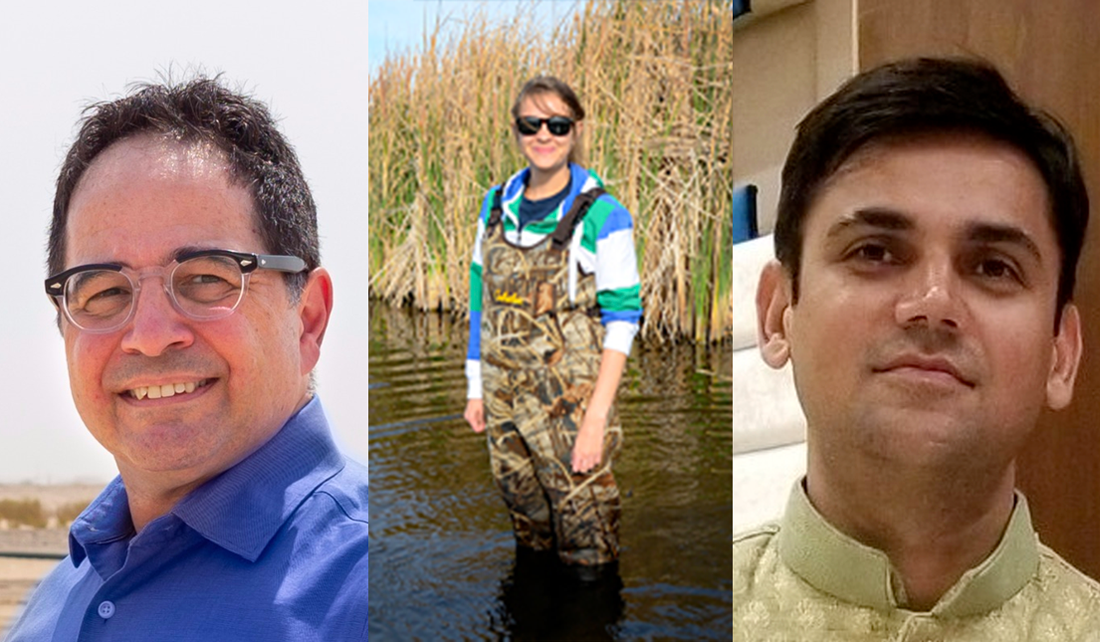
top-left (5, 78), bottom-right (368, 642)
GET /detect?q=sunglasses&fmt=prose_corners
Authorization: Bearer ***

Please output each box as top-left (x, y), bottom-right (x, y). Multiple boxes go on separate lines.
top-left (515, 115), bottom-right (575, 137)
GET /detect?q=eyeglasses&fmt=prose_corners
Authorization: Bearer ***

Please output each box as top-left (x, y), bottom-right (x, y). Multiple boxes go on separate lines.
top-left (515, 115), bottom-right (574, 137)
top-left (45, 249), bottom-right (308, 333)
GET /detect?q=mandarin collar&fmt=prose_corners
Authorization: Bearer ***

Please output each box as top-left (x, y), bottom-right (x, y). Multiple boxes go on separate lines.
top-left (777, 478), bottom-right (1040, 617)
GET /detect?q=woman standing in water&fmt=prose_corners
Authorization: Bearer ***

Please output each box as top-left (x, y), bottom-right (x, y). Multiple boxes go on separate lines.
top-left (463, 76), bottom-right (642, 571)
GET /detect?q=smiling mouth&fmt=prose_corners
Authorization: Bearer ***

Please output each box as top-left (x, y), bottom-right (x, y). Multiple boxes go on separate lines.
top-left (128, 379), bottom-right (211, 400)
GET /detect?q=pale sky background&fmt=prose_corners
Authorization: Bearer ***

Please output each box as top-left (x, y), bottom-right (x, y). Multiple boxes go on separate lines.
top-left (0, 0), bottom-right (581, 484)
top-left (369, 0), bottom-right (581, 72)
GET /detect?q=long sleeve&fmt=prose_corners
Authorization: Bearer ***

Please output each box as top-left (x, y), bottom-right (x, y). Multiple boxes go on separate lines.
top-left (465, 190), bottom-right (494, 399)
top-left (576, 193), bottom-right (643, 355)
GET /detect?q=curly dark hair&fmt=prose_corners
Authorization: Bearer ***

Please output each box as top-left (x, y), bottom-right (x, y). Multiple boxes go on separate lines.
top-left (50, 76), bottom-right (319, 296)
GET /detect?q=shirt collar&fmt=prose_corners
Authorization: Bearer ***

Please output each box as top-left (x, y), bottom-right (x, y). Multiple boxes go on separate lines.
top-left (69, 396), bottom-right (345, 566)
top-left (172, 396), bottom-right (344, 561)
top-left (501, 163), bottom-right (601, 207)
top-left (68, 476), bottom-right (134, 568)
top-left (777, 477), bottom-right (1040, 617)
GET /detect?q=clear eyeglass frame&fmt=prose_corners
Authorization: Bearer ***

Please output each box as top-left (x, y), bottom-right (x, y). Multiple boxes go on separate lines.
top-left (44, 249), bottom-right (307, 333)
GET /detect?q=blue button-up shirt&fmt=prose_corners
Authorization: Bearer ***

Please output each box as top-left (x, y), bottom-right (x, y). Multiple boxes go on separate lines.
top-left (5, 396), bottom-right (368, 641)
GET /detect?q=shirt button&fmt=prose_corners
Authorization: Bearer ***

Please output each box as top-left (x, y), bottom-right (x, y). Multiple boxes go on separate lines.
top-left (97, 600), bottom-right (115, 619)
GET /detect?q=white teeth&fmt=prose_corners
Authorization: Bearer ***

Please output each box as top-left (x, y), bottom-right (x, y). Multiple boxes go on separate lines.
top-left (129, 380), bottom-right (206, 400)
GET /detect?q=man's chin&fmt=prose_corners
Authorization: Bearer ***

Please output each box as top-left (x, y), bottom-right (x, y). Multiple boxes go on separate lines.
top-left (111, 420), bottom-right (224, 471)
top-left (855, 419), bottom-right (987, 468)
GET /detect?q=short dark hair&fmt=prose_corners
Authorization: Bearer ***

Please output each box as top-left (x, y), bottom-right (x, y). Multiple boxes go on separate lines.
top-left (511, 75), bottom-right (586, 166)
top-left (775, 57), bottom-right (1088, 318)
top-left (49, 76), bottom-right (319, 295)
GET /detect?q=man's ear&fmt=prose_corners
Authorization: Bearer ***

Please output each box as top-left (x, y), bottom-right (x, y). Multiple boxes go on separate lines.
top-left (297, 267), bottom-right (334, 375)
top-left (756, 260), bottom-right (794, 369)
top-left (1047, 302), bottom-right (1082, 410)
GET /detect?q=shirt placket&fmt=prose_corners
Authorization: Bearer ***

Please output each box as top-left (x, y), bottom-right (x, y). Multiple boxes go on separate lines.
top-left (894, 614), bottom-right (943, 642)
top-left (76, 516), bottom-right (188, 641)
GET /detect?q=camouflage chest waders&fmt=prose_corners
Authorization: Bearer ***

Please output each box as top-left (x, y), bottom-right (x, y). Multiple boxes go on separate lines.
top-left (480, 188), bottom-right (623, 566)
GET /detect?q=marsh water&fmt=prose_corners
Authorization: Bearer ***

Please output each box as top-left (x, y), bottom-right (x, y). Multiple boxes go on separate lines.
top-left (367, 302), bottom-right (731, 640)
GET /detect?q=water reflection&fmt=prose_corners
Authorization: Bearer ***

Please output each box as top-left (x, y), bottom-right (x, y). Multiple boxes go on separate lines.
top-left (368, 302), bottom-right (731, 640)
top-left (491, 550), bottom-right (624, 640)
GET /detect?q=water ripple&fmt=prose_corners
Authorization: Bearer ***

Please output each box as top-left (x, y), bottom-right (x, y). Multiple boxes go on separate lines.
top-left (368, 302), bottom-right (731, 640)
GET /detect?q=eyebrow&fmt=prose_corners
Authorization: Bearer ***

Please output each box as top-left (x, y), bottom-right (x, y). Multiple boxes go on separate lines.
top-left (963, 222), bottom-right (1044, 264)
top-left (825, 207), bottom-right (1045, 263)
top-left (825, 207), bottom-right (913, 239)
top-left (71, 245), bottom-right (224, 271)
top-left (172, 245), bottom-right (221, 262)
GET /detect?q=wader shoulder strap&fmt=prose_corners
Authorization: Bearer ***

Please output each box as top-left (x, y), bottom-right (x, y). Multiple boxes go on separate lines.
top-left (486, 187), bottom-right (504, 233)
top-left (551, 187), bottom-right (607, 251)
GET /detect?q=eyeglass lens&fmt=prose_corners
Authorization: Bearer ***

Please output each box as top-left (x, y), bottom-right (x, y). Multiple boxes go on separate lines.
top-left (64, 254), bottom-right (247, 330)
top-left (516, 116), bottom-right (573, 137)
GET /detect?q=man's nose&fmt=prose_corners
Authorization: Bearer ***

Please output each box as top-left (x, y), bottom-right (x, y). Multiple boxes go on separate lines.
top-left (894, 256), bottom-right (964, 330)
top-left (119, 278), bottom-right (194, 356)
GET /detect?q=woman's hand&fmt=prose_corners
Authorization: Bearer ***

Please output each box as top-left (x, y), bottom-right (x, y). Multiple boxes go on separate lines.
top-left (571, 410), bottom-right (606, 473)
top-left (570, 348), bottom-right (628, 473)
top-left (465, 398), bottom-right (486, 433)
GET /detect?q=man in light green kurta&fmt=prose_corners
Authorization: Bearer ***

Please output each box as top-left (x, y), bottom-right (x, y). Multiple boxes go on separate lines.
top-left (737, 57), bottom-right (1100, 640)
top-left (736, 485), bottom-right (1100, 640)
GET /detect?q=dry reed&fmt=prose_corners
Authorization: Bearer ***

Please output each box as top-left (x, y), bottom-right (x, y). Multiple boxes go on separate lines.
top-left (55, 500), bottom-right (92, 526)
top-left (0, 499), bottom-right (46, 529)
top-left (369, 0), bottom-right (732, 342)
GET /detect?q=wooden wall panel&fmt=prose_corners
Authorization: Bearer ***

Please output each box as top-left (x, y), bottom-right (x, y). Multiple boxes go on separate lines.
top-left (858, 0), bottom-right (1100, 579)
